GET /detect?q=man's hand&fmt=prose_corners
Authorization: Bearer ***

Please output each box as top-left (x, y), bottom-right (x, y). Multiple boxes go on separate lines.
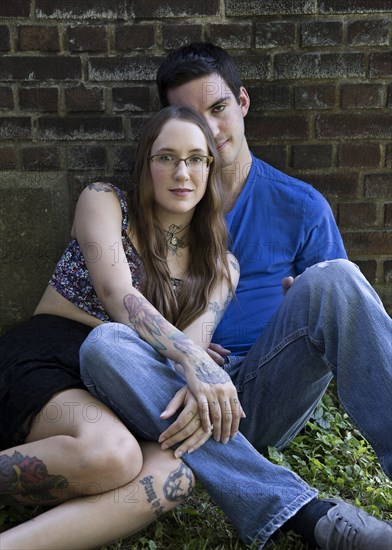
top-left (207, 342), bottom-right (231, 365)
top-left (281, 275), bottom-right (301, 296)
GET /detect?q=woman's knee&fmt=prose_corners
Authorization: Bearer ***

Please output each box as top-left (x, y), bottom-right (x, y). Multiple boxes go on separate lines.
top-left (77, 428), bottom-right (143, 489)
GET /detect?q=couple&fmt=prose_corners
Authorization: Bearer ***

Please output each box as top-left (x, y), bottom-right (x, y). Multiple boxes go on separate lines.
top-left (1, 43), bottom-right (391, 549)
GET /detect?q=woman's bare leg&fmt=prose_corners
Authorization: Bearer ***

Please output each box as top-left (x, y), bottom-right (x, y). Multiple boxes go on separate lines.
top-left (0, 389), bottom-right (143, 505)
top-left (0, 442), bottom-right (194, 550)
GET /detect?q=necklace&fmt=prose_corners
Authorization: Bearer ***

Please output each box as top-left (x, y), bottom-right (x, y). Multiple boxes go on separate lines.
top-left (165, 223), bottom-right (190, 255)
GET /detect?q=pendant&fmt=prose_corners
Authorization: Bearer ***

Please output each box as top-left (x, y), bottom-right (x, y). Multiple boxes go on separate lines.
top-left (170, 235), bottom-right (178, 246)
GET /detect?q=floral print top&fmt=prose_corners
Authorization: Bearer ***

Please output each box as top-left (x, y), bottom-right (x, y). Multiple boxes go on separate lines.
top-left (49, 184), bottom-right (181, 322)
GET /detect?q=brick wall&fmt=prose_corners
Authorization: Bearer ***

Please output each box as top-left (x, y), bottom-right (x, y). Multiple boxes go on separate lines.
top-left (1, 0), bottom-right (391, 326)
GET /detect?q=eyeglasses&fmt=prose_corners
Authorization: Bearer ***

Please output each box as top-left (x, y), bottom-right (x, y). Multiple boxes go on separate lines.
top-left (148, 154), bottom-right (213, 171)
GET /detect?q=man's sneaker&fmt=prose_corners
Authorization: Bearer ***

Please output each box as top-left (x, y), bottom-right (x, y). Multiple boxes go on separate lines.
top-left (314, 498), bottom-right (392, 549)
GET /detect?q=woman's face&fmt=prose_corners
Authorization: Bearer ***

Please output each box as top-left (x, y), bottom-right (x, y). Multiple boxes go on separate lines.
top-left (149, 118), bottom-right (211, 222)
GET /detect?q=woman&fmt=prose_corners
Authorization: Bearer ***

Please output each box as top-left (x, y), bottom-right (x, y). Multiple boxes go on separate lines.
top-left (0, 106), bottom-right (240, 549)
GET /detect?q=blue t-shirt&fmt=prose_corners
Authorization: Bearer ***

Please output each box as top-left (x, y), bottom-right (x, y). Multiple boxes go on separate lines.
top-left (213, 154), bottom-right (347, 356)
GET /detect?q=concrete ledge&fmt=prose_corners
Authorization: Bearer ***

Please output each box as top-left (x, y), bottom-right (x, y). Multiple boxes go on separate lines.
top-left (0, 171), bottom-right (70, 329)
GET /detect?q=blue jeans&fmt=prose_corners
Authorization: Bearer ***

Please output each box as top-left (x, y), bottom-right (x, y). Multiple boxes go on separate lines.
top-left (80, 259), bottom-right (392, 545)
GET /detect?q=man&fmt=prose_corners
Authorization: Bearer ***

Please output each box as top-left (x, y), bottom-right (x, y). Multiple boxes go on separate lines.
top-left (80, 43), bottom-right (392, 548)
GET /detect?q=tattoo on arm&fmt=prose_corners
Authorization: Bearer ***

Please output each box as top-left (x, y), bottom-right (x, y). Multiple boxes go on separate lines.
top-left (163, 463), bottom-right (193, 502)
top-left (123, 294), bottom-right (231, 384)
top-left (87, 183), bottom-right (113, 193)
top-left (230, 257), bottom-right (240, 273)
top-left (123, 294), bottom-right (170, 351)
top-left (208, 293), bottom-right (233, 329)
top-left (0, 451), bottom-right (68, 504)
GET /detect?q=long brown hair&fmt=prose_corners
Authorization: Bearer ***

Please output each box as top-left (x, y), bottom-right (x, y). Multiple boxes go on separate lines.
top-left (127, 106), bottom-right (232, 331)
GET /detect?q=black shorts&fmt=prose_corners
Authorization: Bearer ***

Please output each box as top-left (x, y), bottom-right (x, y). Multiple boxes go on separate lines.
top-left (0, 314), bottom-right (92, 450)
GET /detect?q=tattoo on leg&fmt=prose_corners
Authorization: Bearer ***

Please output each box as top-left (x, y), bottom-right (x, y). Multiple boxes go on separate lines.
top-left (163, 463), bottom-right (193, 502)
top-left (139, 475), bottom-right (165, 517)
top-left (0, 451), bottom-right (68, 502)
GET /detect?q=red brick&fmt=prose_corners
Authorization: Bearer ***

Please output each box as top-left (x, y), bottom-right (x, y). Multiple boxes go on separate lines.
top-left (89, 57), bottom-right (161, 82)
top-left (67, 146), bottom-right (107, 170)
top-left (316, 114), bottom-right (392, 139)
top-left (0, 147), bottom-right (17, 169)
top-left (342, 231), bottom-right (392, 256)
top-left (301, 21), bottom-right (343, 47)
top-left (112, 86), bottom-right (152, 112)
top-left (354, 260), bottom-right (377, 284)
top-left (305, 173), bottom-right (360, 199)
top-left (292, 145), bottom-right (333, 169)
top-left (385, 204), bottom-right (392, 226)
top-left (369, 53), bottom-right (392, 77)
top-left (131, 0), bottom-right (219, 17)
top-left (348, 19), bottom-right (389, 46)
top-left (275, 53), bottom-right (366, 79)
top-left (255, 22), bottom-right (295, 48)
top-left (0, 25), bottom-right (10, 50)
top-left (385, 144), bottom-right (392, 168)
top-left (37, 116), bottom-right (123, 140)
top-left (18, 25), bottom-right (60, 51)
top-left (0, 117), bottom-right (31, 140)
top-left (65, 85), bottom-right (104, 112)
top-left (249, 146), bottom-right (287, 170)
top-left (21, 147), bottom-right (60, 170)
top-left (246, 114), bottom-right (309, 141)
top-left (115, 25), bottom-right (155, 50)
top-left (0, 87), bottom-right (14, 110)
top-left (67, 26), bottom-right (107, 52)
top-left (338, 203), bottom-right (378, 228)
top-left (365, 175), bottom-right (392, 199)
top-left (384, 260), bottom-right (392, 283)
top-left (341, 84), bottom-right (384, 109)
top-left (0, 0), bottom-right (30, 17)
top-left (226, 0), bottom-right (314, 15)
top-left (19, 87), bottom-right (58, 112)
top-left (208, 23), bottom-right (252, 49)
top-left (0, 57), bottom-right (81, 81)
top-left (247, 85), bottom-right (291, 111)
top-left (162, 24), bottom-right (202, 51)
top-left (294, 85), bottom-right (336, 109)
top-left (113, 146), bottom-right (135, 171)
top-left (338, 144), bottom-right (381, 168)
top-left (36, 0), bottom-right (128, 19)
top-left (320, 1), bottom-right (392, 12)
top-left (232, 53), bottom-right (270, 80)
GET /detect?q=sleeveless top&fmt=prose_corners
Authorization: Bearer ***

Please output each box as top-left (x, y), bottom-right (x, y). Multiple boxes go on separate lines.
top-left (49, 184), bottom-right (181, 322)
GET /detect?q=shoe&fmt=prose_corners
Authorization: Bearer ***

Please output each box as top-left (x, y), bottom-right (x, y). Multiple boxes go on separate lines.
top-left (314, 498), bottom-right (392, 549)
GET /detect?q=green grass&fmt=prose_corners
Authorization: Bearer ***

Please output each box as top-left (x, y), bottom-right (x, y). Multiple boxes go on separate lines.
top-left (1, 387), bottom-right (391, 549)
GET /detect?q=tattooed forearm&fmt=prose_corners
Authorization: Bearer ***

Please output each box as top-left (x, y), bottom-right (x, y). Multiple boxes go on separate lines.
top-left (163, 463), bottom-right (193, 502)
top-left (174, 336), bottom-right (231, 384)
top-left (87, 182), bottom-right (113, 193)
top-left (122, 293), bottom-right (230, 383)
top-left (0, 451), bottom-right (68, 504)
top-left (139, 475), bottom-right (165, 517)
top-left (123, 294), bottom-right (170, 351)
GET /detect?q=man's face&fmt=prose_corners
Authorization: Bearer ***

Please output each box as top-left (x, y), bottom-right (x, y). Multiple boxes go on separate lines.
top-left (166, 73), bottom-right (250, 170)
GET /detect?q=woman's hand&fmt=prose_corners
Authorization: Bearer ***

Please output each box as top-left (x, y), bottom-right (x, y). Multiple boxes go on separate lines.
top-left (159, 386), bottom-right (213, 457)
top-left (181, 351), bottom-right (245, 444)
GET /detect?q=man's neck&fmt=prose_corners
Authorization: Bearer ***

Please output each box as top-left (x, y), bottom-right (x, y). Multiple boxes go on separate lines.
top-left (222, 149), bottom-right (252, 212)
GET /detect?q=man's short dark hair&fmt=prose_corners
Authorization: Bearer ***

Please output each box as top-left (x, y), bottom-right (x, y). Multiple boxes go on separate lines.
top-left (157, 42), bottom-right (244, 107)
